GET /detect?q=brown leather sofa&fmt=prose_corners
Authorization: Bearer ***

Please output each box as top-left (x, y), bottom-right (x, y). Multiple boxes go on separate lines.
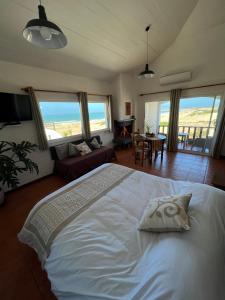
top-left (50, 135), bottom-right (116, 181)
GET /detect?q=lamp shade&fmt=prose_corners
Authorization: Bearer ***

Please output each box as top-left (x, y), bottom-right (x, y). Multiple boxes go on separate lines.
top-left (138, 64), bottom-right (155, 79)
top-left (138, 25), bottom-right (155, 79)
top-left (23, 5), bottom-right (67, 49)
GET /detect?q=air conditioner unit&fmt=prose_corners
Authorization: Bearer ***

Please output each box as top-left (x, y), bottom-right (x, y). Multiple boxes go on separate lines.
top-left (160, 72), bottom-right (191, 85)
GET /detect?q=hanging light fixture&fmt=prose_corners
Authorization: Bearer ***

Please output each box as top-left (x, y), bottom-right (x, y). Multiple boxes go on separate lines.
top-left (23, 0), bottom-right (67, 49)
top-left (138, 25), bottom-right (155, 79)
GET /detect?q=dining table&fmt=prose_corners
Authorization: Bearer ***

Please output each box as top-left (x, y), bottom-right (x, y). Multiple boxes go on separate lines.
top-left (140, 133), bottom-right (167, 162)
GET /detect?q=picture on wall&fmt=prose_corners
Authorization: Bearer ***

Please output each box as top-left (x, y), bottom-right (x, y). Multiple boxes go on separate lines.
top-left (125, 102), bottom-right (131, 115)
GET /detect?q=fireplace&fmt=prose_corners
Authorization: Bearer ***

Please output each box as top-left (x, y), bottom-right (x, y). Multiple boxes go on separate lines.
top-left (113, 119), bottom-right (134, 148)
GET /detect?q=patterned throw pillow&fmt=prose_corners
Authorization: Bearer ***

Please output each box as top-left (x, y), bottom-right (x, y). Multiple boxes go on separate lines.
top-left (91, 138), bottom-right (101, 149)
top-left (139, 194), bottom-right (192, 232)
top-left (68, 143), bottom-right (80, 157)
top-left (75, 141), bottom-right (92, 156)
top-left (55, 143), bottom-right (68, 160)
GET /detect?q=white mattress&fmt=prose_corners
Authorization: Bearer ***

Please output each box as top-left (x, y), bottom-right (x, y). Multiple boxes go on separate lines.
top-left (35, 164), bottom-right (225, 300)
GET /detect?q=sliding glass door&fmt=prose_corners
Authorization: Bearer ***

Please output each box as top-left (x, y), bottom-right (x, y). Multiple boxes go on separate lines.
top-left (177, 96), bottom-right (221, 154)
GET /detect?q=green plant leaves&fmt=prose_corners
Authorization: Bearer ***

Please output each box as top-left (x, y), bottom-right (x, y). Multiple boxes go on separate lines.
top-left (0, 141), bottom-right (39, 189)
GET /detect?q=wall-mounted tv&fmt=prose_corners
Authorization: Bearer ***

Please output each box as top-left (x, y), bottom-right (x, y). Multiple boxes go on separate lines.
top-left (0, 92), bottom-right (32, 124)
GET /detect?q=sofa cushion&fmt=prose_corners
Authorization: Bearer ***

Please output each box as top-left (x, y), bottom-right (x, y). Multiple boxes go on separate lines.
top-left (55, 143), bottom-right (68, 160)
top-left (75, 141), bottom-right (92, 156)
top-left (50, 135), bottom-right (102, 160)
top-left (68, 143), bottom-right (80, 157)
top-left (90, 137), bottom-right (101, 149)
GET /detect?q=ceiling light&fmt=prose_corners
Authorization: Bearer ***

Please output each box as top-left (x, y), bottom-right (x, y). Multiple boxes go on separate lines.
top-left (23, 0), bottom-right (67, 49)
top-left (138, 25), bottom-right (155, 79)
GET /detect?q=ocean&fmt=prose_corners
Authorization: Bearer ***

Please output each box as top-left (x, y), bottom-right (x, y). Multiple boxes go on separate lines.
top-left (160, 97), bottom-right (220, 113)
top-left (39, 101), bottom-right (105, 123)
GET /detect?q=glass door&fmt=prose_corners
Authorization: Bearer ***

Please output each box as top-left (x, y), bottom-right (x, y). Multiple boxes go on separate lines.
top-left (177, 96), bottom-right (221, 155)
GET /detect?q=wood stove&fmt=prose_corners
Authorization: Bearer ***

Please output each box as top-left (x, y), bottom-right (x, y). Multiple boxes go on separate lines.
top-left (113, 119), bottom-right (134, 148)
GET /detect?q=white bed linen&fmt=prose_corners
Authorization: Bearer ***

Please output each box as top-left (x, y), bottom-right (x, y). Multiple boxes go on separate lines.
top-left (33, 164), bottom-right (225, 300)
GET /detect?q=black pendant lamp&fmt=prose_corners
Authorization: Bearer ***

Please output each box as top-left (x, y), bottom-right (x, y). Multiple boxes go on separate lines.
top-left (23, 0), bottom-right (67, 49)
top-left (138, 25), bottom-right (155, 79)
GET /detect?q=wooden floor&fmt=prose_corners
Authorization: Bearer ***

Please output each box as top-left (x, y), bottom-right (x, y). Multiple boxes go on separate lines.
top-left (1, 149), bottom-right (225, 300)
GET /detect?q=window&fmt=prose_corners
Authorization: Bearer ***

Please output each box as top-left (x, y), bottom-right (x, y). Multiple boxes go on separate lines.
top-left (39, 101), bottom-right (82, 141)
top-left (88, 98), bottom-right (108, 132)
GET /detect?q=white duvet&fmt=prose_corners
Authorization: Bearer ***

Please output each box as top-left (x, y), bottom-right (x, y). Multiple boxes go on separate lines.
top-left (33, 164), bottom-right (225, 299)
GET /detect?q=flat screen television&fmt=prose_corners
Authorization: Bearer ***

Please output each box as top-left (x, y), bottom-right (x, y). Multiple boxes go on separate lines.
top-left (0, 92), bottom-right (32, 124)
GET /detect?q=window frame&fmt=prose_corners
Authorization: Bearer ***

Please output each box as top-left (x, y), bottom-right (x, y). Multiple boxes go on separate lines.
top-left (36, 92), bottom-right (83, 145)
top-left (87, 96), bottom-right (109, 133)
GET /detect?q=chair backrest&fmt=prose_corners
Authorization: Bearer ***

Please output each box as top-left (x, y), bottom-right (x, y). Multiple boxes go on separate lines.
top-left (151, 139), bottom-right (163, 152)
top-left (134, 134), bottom-right (144, 144)
top-left (134, 135), bottom-right (149, 152)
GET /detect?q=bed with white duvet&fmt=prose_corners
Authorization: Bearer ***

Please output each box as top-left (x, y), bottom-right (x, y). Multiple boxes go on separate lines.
top-left (18, 163), bottom-right (225, 300)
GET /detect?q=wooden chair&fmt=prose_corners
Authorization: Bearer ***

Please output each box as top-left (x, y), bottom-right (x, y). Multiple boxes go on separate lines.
top-left (150, 139), bottom-right (164, 163)
top-left (134, 135), bottom-right (150, 166)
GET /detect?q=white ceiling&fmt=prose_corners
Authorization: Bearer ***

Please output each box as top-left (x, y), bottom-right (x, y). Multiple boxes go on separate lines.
top-left (0, 0), bottom-right (197, 80)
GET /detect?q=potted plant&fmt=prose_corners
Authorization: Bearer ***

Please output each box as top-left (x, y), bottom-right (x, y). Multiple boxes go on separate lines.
top-left (0, 141), bottom-right (39, 205)
top-left (145, 123), bottom-right (151, 136)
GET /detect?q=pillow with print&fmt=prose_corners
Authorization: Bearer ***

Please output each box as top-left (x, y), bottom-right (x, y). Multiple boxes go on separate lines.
top-left (139, 194), bottom-right (192, 232)
top-left (91, 137), bottom-right (101, 149)
top-left (75, 141), bottom-right (92, 156)
top-left (68, 143), bottom-right (80, 157)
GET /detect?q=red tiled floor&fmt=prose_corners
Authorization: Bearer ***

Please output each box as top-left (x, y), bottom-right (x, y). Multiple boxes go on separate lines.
top-left (0, 150), bottom-right (224, 299)
top-left (0, 175), bottom-right (67, 300)
top-left (115, 148), bottom-right (223, 184)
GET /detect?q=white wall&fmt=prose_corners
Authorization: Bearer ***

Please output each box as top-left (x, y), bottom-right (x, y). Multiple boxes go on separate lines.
top-left (136, 92), bottom-right (170, 133)
top-left (145, 102), bottom-right (160, 134)
top-left (0, 60), bottom-right (113, 188)
top-left (112, 73), bottom-right (137, 121)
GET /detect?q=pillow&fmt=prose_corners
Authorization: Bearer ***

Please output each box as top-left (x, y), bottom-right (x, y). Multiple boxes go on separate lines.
top-left (75, 141), bottom-right (92, 156)
top-left (139, 194), bottom-right (192, 232)
top-left (55, 143), bottom-right (68, 160)
top-left (91, 137), bottom-right (101, 149)
top-left (68, 143), bottom-right (80, 157)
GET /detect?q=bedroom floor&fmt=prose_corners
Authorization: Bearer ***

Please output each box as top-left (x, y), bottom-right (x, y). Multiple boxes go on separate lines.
top-left (115, 148), bottom-right (224, 184)
top-left (0, 150), bottom-right (224, 300)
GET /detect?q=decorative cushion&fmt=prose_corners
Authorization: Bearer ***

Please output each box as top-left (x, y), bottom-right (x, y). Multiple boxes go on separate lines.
top-left (139, 194), bottom-right (192, 232)
top-left (75, 141), bottom-right (92, 156)
top-left (55, 143), bottom-right (68, 160)
top-left (91, 137), bottom-right (101, 149)
top-left (68, 143), bottom-right (80, 157)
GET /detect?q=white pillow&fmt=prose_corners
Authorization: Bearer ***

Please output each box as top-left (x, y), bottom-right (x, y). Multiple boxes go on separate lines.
top-left (139, 194), bottom-right (192, 232)
top-left (75, 141), bottom-right (92, 156)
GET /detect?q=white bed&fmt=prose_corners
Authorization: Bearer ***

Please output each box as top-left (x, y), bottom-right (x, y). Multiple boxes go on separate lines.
top-left (19, 163), bottom-right (225, 300)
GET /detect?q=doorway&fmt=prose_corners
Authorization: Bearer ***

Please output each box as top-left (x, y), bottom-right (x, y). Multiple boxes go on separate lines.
top-left (177, 96), bottom-right (221, 155)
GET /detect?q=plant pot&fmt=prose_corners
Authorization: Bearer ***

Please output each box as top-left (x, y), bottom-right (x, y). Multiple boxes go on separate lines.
top-left (0, 189), bottom-right (4, 206)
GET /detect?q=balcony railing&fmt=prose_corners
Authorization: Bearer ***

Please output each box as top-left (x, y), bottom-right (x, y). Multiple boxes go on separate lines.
top-left (158, 125), bottom-right (215, 152)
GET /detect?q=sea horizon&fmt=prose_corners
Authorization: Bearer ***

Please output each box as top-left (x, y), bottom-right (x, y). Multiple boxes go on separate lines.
top-left (44, 116), bottom-right (105, 124)
top-left (40, 102), bottom-right (106, 123)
